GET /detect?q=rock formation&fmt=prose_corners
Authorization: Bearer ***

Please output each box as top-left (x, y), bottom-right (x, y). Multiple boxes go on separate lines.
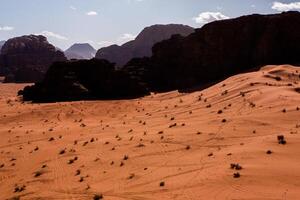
top-left (20, 12), bottom-right (300, 102)
top-left (95, 24), bottom-right (194, 67)
top-left (128, 11), bottom-right (300, 92)
top-left (0, 35), bottom-right (66, 83)
top-left (20, 59), bottom-right (150, 102)
top-left (64, 43), bottom-right (96, 60)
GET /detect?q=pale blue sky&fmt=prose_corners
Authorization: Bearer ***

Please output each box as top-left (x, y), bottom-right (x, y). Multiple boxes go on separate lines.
top-left (0, 0), bottom-right (298, 50)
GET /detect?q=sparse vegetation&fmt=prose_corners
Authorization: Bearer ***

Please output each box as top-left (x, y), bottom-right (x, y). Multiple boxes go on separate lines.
top-left (14, 185), bottom-right (26, 193)
top-left (34, 171), bottom-right (42, 177)
top-left (93, 194), bottom-right (103, 200)
top-left (128, 173), bottom-right (135, 179)
top-left (169, 123), bottom-right (177, 128)
top-left (159, 181), bottom-right (165, 187)
top-left (59, 149), bottom-right (66, 155)
top-left (230, 163), bottom-right (242, 170)
top-left (233, 172), bottom-right (240, 178)
top-left (75, 169), bottom-right (81, 176)
top-left (277, 135), bottom-right (286, 144)
top-left (282, 109), bottom-right (286, 113)
top-left (123, 155), bottom-right (129, 160)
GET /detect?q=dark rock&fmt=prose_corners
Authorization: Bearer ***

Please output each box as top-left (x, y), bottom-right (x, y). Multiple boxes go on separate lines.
top-left (64, 43), bottom-right (96, 60)
top-left (19, 12), bottom-right (300, 102)
top-left (20, 59), bottom-right (149, 102)
top-left (95, 24), bottom-right (194, 67)
top-left (0, 35), bottom-right (66, 82)
top-left (133, 11), bottom-right (300, 92)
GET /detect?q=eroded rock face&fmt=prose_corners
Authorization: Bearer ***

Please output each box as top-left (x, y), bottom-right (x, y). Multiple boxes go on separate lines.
top-left (141, 11), bottom-right (300, 91)
top-left (20, 59), bottom-right (150, 102)
top-left (95, 24), bottom-right (194, 67)
top-left (0, 35), bottom-right (66, 83)
top-left (20, 12), bottom-right (300, 102)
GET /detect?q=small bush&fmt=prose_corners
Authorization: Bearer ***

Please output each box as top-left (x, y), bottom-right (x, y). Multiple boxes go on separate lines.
top-left (277, 135), bottom-right (287, 145)
top-left (159, 181), bottom-right (165, 187)
top-left (233, 172), bottom-right (240, 178)
top-left (34, 171), bottom-right (42, 177)
top-left (266, 150), bottom-right (272, 154)
top-left (123, 155), bottom-right (129, 160)
top-left (59, 149), bottom-right (66, 155)
top-left (93, 194), bottom-right (103, 200)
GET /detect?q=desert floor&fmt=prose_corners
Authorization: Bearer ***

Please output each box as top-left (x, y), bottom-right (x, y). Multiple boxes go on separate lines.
top-left (0, 65), bottom-right (300, 200)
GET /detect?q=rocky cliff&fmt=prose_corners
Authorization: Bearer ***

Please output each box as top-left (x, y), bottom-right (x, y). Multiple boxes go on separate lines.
top-left (20, 59), bottom-right (149, 102)
top-left (138, 11), bottom-right (300, 91)
top-left (20, 12), bottom-right (300, 102)
top-left (95, 24), bottom-right (194, 67)
top-left (0, 35), bottom-right (66, 83)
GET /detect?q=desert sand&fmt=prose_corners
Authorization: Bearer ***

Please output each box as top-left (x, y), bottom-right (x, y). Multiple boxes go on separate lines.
top-left (1, 65), bottom-right (300, 200)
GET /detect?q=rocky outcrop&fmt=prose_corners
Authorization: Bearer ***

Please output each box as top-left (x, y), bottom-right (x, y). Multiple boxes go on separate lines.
top-left (64, 43), bottom-right (96, 60)
top-left (131, 11), bottom-right (300, 92)
top-left (0, 35), bottom-right (66, 83)
top-left (95, 24), bottom-right (194, 67)
top-left (20, 59), bottom-right (150, 102)
top-left (20, 12), bottom-right (300, 102)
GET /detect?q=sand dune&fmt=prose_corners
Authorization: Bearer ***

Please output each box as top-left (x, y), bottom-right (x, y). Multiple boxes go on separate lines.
top-left (0, 65), bottom-right (300, 200)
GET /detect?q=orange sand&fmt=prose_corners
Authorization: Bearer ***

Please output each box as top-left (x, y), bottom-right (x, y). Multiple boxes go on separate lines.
top-left (0, 65), bottom-right (300, 199)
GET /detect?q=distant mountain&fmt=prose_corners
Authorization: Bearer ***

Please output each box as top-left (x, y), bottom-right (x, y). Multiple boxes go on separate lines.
top-left (0, 40), bottom-right (5, 52)
top-left (65, 43), bottom-right (96, 60)
top-left (95, 24), bottom-right (194, 67)
top-left (0, 35), bottom-right (66, 83)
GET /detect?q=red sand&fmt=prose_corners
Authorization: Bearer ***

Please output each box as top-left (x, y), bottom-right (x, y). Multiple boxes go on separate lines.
top-left (0, 65), bottom-right (300, 199)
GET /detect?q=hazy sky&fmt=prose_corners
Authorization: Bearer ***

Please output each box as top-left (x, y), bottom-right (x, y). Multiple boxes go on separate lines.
top-left (0, 0), bottom-right (298, 50)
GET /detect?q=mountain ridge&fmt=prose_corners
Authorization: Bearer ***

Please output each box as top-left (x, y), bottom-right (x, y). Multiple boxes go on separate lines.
top-left (95, 24), bottom-right (194, 67)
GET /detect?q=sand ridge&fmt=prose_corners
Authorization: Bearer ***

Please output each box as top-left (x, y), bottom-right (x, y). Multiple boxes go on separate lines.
top-left (0, 65), bottom-right (300, 199)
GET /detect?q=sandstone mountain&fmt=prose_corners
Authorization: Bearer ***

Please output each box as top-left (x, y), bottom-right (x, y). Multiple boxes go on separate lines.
top-left (20, 59), bottom-right (149, 102)
top-left (127, 11), bottom-right (300, 92)
top-left (64, 43), bottom-right (96, 60)
top-left (95, 24), bottom-right (194, 67)
top-left (0, 35), bottom-right (66, 83)
top-left (21, 12), bottom-right (300, 102)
